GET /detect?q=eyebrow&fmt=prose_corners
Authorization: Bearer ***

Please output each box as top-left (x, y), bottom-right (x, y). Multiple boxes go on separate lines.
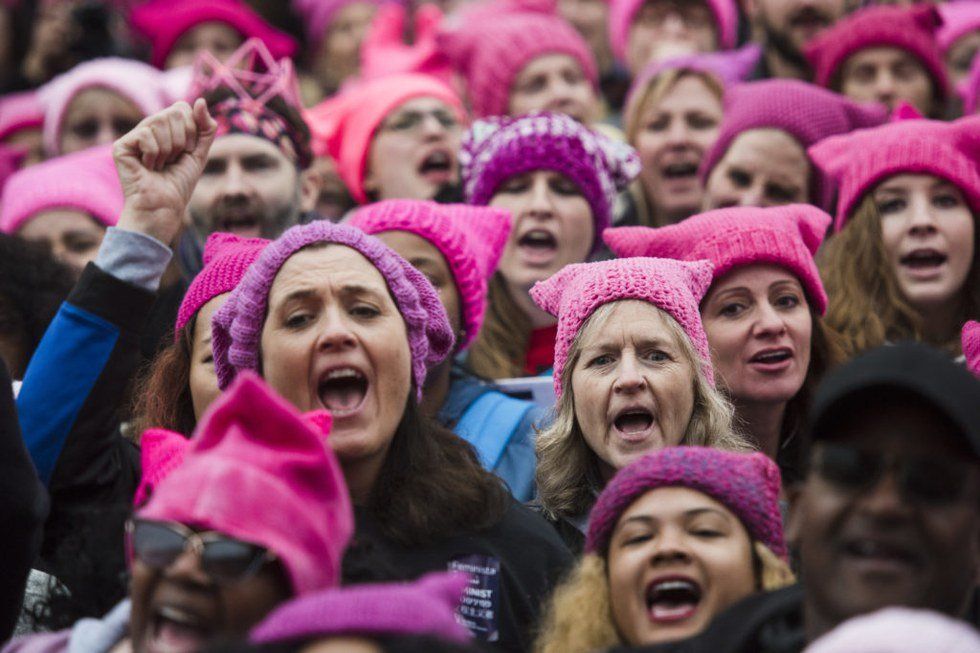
top-left (617, 507), bottom-right (729, 529)
top-left (584, 336), bottom-right (673, 351)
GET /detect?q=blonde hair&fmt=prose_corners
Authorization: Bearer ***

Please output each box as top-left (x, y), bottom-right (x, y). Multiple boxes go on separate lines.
top-left (535, 302), bottom-right (751, 521)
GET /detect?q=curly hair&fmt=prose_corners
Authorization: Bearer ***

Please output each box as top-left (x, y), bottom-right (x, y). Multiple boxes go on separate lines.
top-left (130, 320), bottom-right (197, 438)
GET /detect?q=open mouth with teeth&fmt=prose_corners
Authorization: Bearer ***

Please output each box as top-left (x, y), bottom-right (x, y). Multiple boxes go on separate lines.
top-left (613, 408), bottom-right (655, 440)
top-left (843, 539), bottom-right (919, 572)
top-left (900, 249), bottom-right (948, 270)
top-left (517, 229), bottom-right (559, 264)
top-left (149, 605), bottom-right (211, 653)
top-left (661, 162), bottom-right (699, 180)
top-left (418, 151), bottom-right (452, 181)
top-left (317, 367), bottom-right (369, 417)
top-left (646, 578), bottom-right (702, 624)
top-left (749, 348), bottom-right (792, 366)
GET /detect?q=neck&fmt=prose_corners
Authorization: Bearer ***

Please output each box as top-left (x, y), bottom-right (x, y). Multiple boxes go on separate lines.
top-left (734, 398), bottom-right (787, 460)
top-left (421, 358), bottom-right (453, 418)
top-left (511, 280), bottom-right (558, 329)
top-left (916, 298), bottom-right (962, 346)
top-left (764, 48), bottom-right (807, 80)
top-left (340, 453), bottom-right (388, 505)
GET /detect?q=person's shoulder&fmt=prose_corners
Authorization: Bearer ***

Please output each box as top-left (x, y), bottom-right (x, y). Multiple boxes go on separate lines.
top-left (479, 501), bottom-right (573, 560)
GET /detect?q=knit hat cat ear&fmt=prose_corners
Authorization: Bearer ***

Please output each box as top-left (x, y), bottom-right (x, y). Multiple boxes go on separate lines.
top-left (796, 206), bottom-right (831, 256)
top-left (201, 232), bottom-right (268, 266)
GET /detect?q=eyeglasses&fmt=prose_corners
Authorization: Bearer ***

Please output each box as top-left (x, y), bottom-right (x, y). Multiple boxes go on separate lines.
top-left (379, 109), bottom-right (459, 135)
top-left (126, 519), bottom-right (276, 585)
top-left (811, 443), bottom-right (976, 507)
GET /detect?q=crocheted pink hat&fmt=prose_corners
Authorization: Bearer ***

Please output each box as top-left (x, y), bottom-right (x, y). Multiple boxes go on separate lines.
top-left (804, 608), bottom-right (980, 653)
top-left (958, 55), bottom-right (980, 115)
top-left (138, 372), bottom-right (354, 596)
top-left (964, 321), bottom-right (980, 379)
top-left (938, 2), bottom-right (980, 54)
top-left (461, 112), bottom-right (640, 251)
top-left (212, 221), bottom-right (455, 398)
top-left (175, 233), bottom-right (269, 337)
top-left (0, 91), bottom-right (43, 142)
top-left (305, 73), bottom-right (466, 204)
top-left (586, 447), bottom-right (786, 558)
top-left (699, 79), bottom-right (888, 210)
top-left (804, 4), bottom-right (950, 101)
top-left (603, 204), bottom-right (832, 315)
top-left (0, 145), bottom-right (122, 234)
top-left (530, 257), bottom-right (715, 397)
top-left (131, 0), bottom-right (297, 69)
top-left (808, 114), bottom-right (980, 232)
top-left (348, 200), bottom-right (511, 350)
top-left (251, 572), bottom-right (471, 644)
top-left (608, 0), bottom-right (738, 65)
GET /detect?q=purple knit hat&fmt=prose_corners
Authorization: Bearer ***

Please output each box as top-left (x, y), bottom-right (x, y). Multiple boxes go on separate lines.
top-left (461, 112), bottom-right (640, 251)
top-left (699, 79), bottom-right (889, 210)
top-left (586, 446), bottom-right (787, 560)
top-left (603, 204), bottom-right (832, 315)
top-left (211, 221), bottom-right (455, 398)
top-left (608, 0), bottom-right (739, 65)
top-left (803, 608), bottom-right (980, 653)
top-left (963, 321), bottom-right (979, 379)
top-left (348, 200), bottom-right (511, 350)
top-left (250, 572), bottom-right (471, 645)
top-left (530, 257), bottom-right (715, 398)
top-left (0, 91), bottom-right (43, 142)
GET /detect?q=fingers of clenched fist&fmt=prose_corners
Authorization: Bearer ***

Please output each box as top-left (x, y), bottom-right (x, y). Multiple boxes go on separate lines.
top-left (115, 98), bottom-right (217, 174)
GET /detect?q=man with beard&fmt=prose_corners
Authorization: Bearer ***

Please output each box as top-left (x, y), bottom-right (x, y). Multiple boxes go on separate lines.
top-left (743, 0), bottom-right (848, 80)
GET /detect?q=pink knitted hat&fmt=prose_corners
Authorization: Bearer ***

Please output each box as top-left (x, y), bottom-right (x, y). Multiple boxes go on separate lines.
top-left (359, 4), bottom-right (454, 85)
top-left (37, 58), bottom-right (169, 157)
top-left (603, 204), bottom-right (832, 315)
top-left (305, 73), bottom-right (466, 204)
top-left (291, 0), bottom-right (393, 56)
top-left (131, 0), bottom-right (297, 69)
top-left (0, 91), bottom-right (43, 142)
top-left (0, 145), bottom-right (122, 234)
top-left (964, 321), bottom-right (980, 378)
top-left (803, 608), bottom-right (980, 653)
top-left (958, 55), bottom-right (980, 115)
top-left (699, 79), bottom-right (889, 210)
top-left (804, 4), bottom-right (950, 101)
top-left (211, 221), bottom-right (455, 397)
top-left (133, 429), bottom-right (188, 508)
top-left (808, 114), bottom-right (980, 232)
top-left (530, 257), bottom-right (715, 397)
top-left (138, 372), bottom-right (354, 596)
top-left (348, 200), bottom-right (511, 350)
top-left (586, 446), bottom-right (786, 559)
top-left (608, 0), bottom-right (739, 65)
top-left (251, 572), bottom-right (471, 645)
top-left (174, 233), bottom-right (269, 337)
top-left (938, 2), bottom-right (980, 54)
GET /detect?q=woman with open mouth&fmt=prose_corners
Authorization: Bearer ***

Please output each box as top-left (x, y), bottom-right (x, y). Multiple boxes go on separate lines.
top-left (462, 112), bottom-right (641, 380)
top-left (812, 114), bottom-right (980, 360)
top-left (535, 446), bottom-right (794, 653)
top-left (604, 204), bottom-right (842, 482)
top-left (530, 256), bottom-right (750, 551)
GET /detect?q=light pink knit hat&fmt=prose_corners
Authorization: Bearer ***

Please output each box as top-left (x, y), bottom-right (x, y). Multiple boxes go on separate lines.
top-left (608, 0), bottom-right (738, 65)
top-left (348, 200), bottom-right (511, 350)
top-left (937, 2), bottom-right (980, 54)
top-left (604, 204), bottom-right (832, 315)
top-left (808, 114), bottom-right (980, 232)
top-left (530, 257), bottom-right (715, 397)
top-left (0, 145), bottom-right (122, 234)
top-left (803, 608), bottom-right (980, 653)
top-left (964, 321), bottom-right (980, 378)
top-left (0, 91), bottom-right (43, 142)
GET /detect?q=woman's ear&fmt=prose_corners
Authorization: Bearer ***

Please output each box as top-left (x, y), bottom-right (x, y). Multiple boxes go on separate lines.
top-left (299, 167), bottom-right (320, 213)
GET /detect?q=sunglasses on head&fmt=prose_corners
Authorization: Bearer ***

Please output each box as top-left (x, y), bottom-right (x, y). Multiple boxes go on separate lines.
top-left (126, 518), bottom-right (276, 585)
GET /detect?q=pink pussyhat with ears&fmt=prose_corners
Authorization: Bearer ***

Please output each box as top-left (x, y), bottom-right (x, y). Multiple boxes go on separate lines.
top-left (603, 204), bottom-right (832, 315)
top-left (608, 0), bottom-right (738, 66)
top-left (348, 200), bottom-right (511, 350)
top-left (530, 257), bottom-right (715, 398)
top-left (964, 321), bottom-right (980, 379)
top-left (0, 91), bottom-right (43, 142)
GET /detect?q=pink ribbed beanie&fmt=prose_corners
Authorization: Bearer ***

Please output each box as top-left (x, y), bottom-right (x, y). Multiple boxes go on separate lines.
top-left (608, 0), bottom-right (738, 65)
top-left (964, 321), bottom-right (980, 378)
top-left (0, 91), bottom-right (43, 142)
top-left (175, 233), bottom-right (269, 337)
top-left (938, 2), bottom-right (980, 54)
top-left (805, 5), bottom-right (950, 101)
top-left (804, 608), bottom-right (980, 653)
top-left (305, 73), bottom-right (466, 204)
top-left (0, 145), bottom-right (122, 234)
top-left (530, 257), bottom-right (715, 397)
top-left (808, 114), bottom-right (980, 232)
top-left (348, 200), bottom-right (511, 350)
top-left (603, 204), bottom-right (832, 315)
top-left (699, 79), bottom-right (889, 210)
top-left (138, 372), bottom-right (354, 596)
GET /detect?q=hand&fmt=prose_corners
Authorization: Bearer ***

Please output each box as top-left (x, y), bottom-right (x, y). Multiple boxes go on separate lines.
top-left (113, 99), bottom-right (217, 245)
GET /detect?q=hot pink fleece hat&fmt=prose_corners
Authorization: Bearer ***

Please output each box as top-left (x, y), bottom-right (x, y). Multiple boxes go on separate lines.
top-left (603, 204), bottom-right (832, 315)
top-left (0, 145), bottom-right (122, 234)
top-left (0, 91), bottom-right (43, 142)
top-left (138, 372), bottom-right (354, 596)
top-left (174, 233), bottom-right (269, 337)
top-left (131, 0), bottom-right (297, 69)
top-left (251, 572), bottom-right (471, 645)
top-left (348, 200), bottom-right (511, 350)
top-left (586, 446), bottom-right (786, 559)
top-left (699, 80), bottom-right (888, 210)
top-left (804, 4), bottom-right (950, 101)
top-left (37, 58), bottom-right (169, 157)
top-left (964, 321), bottom-right (980, 378)
top-left (804, 608), bottom-right (980, 653)
top-left (608, 0), bottom-right (738, 65)
top-left (305, 73), bottom-right (466, 204)
top-left (530, 257), bottom-right (715, 397)
top-left (938, 2), bottom-right (980, 54)
top-left (808, 114), bottom-right (980, 232)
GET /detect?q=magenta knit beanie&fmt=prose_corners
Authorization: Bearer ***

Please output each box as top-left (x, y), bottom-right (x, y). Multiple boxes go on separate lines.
top-left (438, 10), bottom-right (598, 119)
top-left (251, 572), bottom-right (471, 645)
top-left (938, 2), bottom-right (980, 54)
top-left (211, 221), bottom-right (455, 398)
top-left (0, 145), bottom-right (122, 234)
top-left (808, 114), bottom-right (980, 232)
top-left (175, 233), bottom-right (269, 337)
top-left (0, 91), bottom-right (43, 142)
top-left (608, 0), bottom-right (738, 65)
top-left (461, 112), bottom-right (640, 251)
top-left (804, 608), bottom-right (980, 653)
top-left (603, 204), bottom-right (832, 315)
top-left (586, 446), bottom-right (786, 559)
top-left (958, 55), bottom-right (980, 115)
top-left (804, 4), bottom-right (950, 101)
top-left (348, 200), bottom-right (511, 350)
top-left (530, 257), bottom-right (715, 397)
top-left (699, 80), bottom-right (888, 210)
top-left (964, 321), bottom-right (980, 379)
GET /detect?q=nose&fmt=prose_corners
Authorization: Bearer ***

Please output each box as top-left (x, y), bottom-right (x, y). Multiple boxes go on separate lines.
top-left (650, 526), bottom-right (692, 565)
top-left (217, 161), bottom-right (249, 197)
top-left (873, 71), bottom-right (897, 104)
top-left (752, 302), bottom-right (787, 338)
top-left (664, 118), bottom-right (691, 147)
top-left (96, 121), bottom-right (117, 147)
top-left (419, 113), bottom-right (450, 142)
top-left (857, 469), bottom-right (909, 523)
top-left (524, 176), bottom-right (556, 220)
top-left (907, 195), bottom-right (939, 236)
top-left (316, 307), bottom-right (358, 352)
top-left (163, 546), bottom-right (211, 586)
top-left (737, 182), bottom-right (765, 208)
top-left (661, 12), bottom-right (688, 39)
top-left (613, 351), bottom-right (646, 394)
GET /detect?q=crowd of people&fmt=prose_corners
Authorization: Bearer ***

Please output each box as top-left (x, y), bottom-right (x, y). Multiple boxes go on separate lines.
top-left (0, 0), bottom-right (978, 651)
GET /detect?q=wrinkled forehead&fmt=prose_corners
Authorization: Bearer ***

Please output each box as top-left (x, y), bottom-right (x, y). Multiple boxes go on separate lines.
top-left (267, 243), bottom-right (395, 307)
top-left (208, 133), bottom-right (295, 167)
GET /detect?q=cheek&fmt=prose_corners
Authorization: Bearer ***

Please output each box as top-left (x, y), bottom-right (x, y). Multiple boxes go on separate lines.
top-left (635, 131), bottom-right (667, 166)
top-left (559, 202), bottom-right (595, 260)
top-left (945, 212), bottom-right (976, 262)
top-left (571, 372), bottom-right (606, 437)
top-left (655, 368), bottom-right (695, 434)
top-left (704, 321), bottom-right (745, 372)
top-left (692, 126), bottom-right (720, 152)
top-left (703, 539), bottom-right (757, 604)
